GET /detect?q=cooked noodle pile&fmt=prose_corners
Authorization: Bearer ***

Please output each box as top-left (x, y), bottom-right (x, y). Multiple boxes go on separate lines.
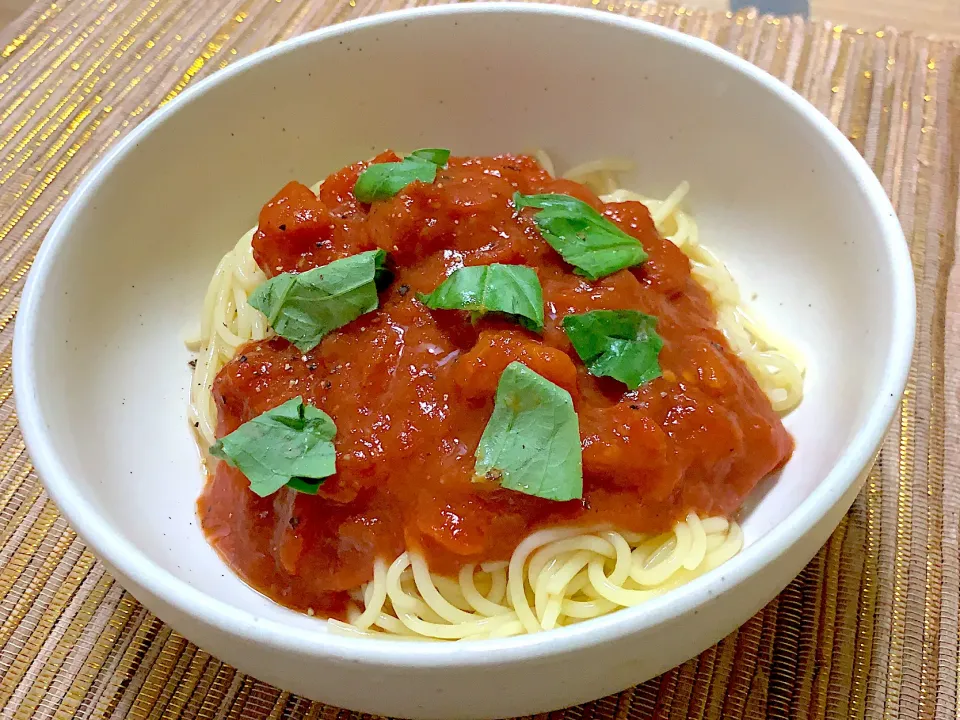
top-left (187, 155), bottom-right (804, 640)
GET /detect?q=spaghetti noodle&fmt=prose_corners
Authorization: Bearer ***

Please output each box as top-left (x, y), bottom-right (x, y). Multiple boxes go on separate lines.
top-left (188, 154), bottom-right (802, 640)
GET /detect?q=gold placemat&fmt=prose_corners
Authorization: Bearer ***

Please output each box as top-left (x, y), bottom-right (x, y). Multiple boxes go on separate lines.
top-left (0, 1), bottom-right (957, 718)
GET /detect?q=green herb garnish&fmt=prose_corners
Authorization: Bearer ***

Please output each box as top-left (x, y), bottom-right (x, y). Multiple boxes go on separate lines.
top-left (513, 192), bottom-right (648, 280)
top-left (210, 396), bottom-right (337, 497)
top-left (417, 264), bottom-right (544, 332)
top-left (354, 148), bottom-right (451, 202)
top-left (249, 250), bottom-right (387, 352)
top-left (474, 362), bottom-right (582, 502)
top-left (407, 148), bottom-right (451, 166)
top-left (562, 310), bottom-right (663, 390)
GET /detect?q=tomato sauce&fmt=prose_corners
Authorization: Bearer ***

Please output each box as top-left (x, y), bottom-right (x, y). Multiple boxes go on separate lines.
top-left (197, 153), bottom-right (793, 618)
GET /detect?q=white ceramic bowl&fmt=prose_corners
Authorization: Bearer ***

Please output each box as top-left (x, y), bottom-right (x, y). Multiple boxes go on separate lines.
top-left (13, 4), bottom-right (914, 718)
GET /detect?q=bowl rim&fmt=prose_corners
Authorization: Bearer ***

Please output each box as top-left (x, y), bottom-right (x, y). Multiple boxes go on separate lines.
top-left (13, 1), bottom-right (916, 668)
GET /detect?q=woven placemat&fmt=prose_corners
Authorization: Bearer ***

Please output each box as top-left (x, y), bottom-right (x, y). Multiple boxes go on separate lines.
top-left (0, 1), bottom-right (957, 718)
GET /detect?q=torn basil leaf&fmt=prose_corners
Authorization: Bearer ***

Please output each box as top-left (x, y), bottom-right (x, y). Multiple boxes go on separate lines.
top-left (513, 192), bottom-right (648, 280)
top-left (285, 477), bottom-right (323, 495)
top-left (210, 396), bottom-right (337, 497)
top-left (354, 148), bottom-right (451, 202)
top-left (417, 264), bottom-right (544, 332)
top-left (408, 148), bottom-right (451, 166)
top-left (249, 249), bottom-right (386, 353)
top-left (562, 310), bottom-right (663, 390)
top-left (474, 362), bottom-right (582, 502)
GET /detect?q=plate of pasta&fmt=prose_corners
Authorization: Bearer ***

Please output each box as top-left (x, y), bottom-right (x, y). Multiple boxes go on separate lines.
top-left (14, 4), bottom-right (914, 718)
top-left (188, 149), bottom-right (802, 639)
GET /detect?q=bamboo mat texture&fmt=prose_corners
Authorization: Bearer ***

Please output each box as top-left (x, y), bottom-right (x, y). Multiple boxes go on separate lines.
top-left (0, 0), bottom-right (957, 718)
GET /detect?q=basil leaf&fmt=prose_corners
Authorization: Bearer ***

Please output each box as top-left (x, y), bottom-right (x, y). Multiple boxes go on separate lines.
top-left (373, 253), bottom-right (395, 291)
top-left (417, 264), bottom-right (544, 331)
top-left (354, 148), bottom-right (450, 202)
top-left (408, 148), bottom-right (450, 166)
top-left (562, 310), bottom-right (664, 390)
top-left (285, 477), bottom-right (322, 495)
top-left (354, 158), bottom-right (435, 203)
top-left (514, 192), bottom-right (648, 280)
top-left (210, 397), bottom-right (337, 497)
top-left (249, 250), bottom-right (386, 352)
top-left (474, 362), bottom-right (583, 502)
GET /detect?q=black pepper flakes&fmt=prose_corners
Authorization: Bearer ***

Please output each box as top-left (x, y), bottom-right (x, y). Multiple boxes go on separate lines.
top-left (289, 516), bottom-right (300, 529)
top-left (629, 404), bottom-right (639, 410)
top-left (239, 355), bottom-right (248, 363)
top-left (279, 224), bottom-right (286, 231)
top-left (397, 284), bottom-right (410, 296)
top-left (307, 363), bottom-right (318, 372)
top-left (322, 380), bottom-right (332, 390)
top-left (188, 359), bottom-right (197, 368)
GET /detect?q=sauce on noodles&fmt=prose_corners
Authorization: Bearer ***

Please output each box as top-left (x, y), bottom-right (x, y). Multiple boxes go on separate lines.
top-left (197, 153), bottom-right (793, 619)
